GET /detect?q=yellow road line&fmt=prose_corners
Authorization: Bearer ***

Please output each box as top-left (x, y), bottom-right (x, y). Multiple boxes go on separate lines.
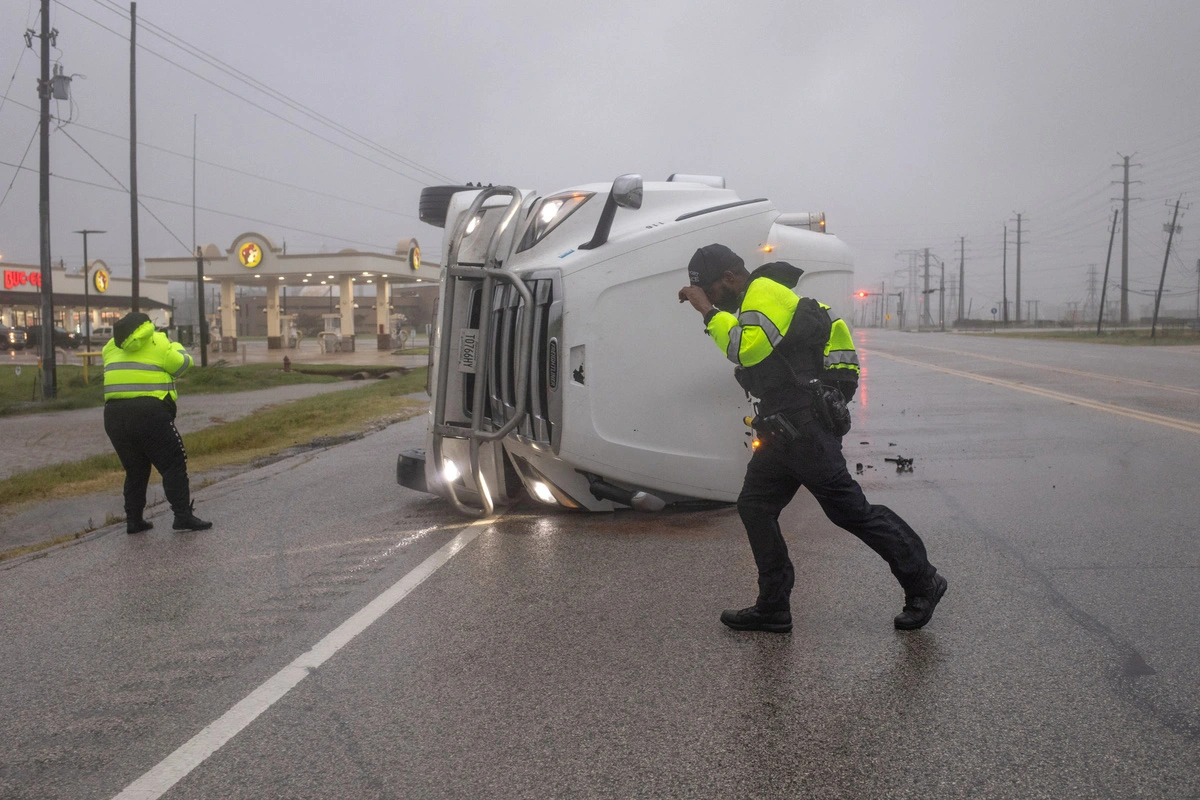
top-left (893, 341), bottom-right (1200, 397)
top-left (871, 350), bottom-right (1200, 436)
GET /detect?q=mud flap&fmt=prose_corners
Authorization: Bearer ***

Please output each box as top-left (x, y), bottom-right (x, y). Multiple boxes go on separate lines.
top-left (397, 448), bottom-right (428, 493)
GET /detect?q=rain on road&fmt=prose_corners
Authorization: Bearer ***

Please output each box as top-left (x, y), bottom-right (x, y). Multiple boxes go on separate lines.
top-left (2, 330), bottom-right (1198, 799)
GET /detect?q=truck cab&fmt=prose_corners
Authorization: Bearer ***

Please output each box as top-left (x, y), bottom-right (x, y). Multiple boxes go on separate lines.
top-left (399, 175), bottom-right (854, 516)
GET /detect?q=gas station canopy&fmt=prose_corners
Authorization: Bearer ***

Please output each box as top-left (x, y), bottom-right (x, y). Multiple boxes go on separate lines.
top-left (145, 232), bottom-right (433, 350)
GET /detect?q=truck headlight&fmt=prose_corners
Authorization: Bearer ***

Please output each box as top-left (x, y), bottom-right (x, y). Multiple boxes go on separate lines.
top-left (443, 460), bottom-right (461, 483)
top-left (530, 481), bottom-right (557, 505)
top-left (517, 192), bottom-right (592, 252)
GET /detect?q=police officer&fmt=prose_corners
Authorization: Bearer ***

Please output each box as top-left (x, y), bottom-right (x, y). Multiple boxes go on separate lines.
top-left (677, 244), bottom-right (945, 632)
top-left (103, 312), bottom-right (212, 533)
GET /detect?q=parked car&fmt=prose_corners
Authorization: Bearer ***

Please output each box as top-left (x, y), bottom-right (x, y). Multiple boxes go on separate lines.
top-left (1, 324), bottom-right (27, 351)
top-left (23, 325), bottom-right (82, 350)
top-left (91, 325), bottom-right (114, 346)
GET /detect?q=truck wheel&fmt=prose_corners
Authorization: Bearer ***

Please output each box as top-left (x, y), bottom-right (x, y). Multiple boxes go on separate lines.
top-left (419, 185), bottom-right (475, 228)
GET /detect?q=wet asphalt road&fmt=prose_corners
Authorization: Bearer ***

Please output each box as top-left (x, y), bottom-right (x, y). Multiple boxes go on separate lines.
top-left (1, 330), bottom-right (1198, 799)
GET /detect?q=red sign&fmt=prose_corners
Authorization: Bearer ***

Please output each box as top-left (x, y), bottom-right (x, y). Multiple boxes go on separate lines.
top-left (3, 270), bottom-right (42, 290)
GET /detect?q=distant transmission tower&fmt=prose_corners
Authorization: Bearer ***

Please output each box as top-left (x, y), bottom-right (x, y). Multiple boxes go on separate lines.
top-left (1112, 153), bottom-right (1143, 325)
top-left (1084, 265), bottom-right (1098, 319)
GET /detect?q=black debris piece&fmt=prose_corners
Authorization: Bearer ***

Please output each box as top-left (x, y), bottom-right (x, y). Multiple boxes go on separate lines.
top-left (856, 463), bottom-right (864, 474)
top-left (884, 455), bottom-right (915, 473)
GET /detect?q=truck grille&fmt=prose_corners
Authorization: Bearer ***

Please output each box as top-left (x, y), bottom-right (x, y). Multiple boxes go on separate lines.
top-left (462, 274), bottom-right (561, 447)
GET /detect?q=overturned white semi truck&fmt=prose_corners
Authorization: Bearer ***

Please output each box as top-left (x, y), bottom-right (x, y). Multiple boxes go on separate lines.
top-left (397, 174), bottom-right (854, 516)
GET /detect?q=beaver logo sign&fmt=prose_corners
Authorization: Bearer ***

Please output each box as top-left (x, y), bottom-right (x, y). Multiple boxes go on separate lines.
top-left (239, 242), bottom-right (262, 268)
top-left (93, 267), bottom-right (110, 293)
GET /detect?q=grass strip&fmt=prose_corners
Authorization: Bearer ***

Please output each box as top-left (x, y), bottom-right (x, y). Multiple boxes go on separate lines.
top-left (0, 368), bottom-right (428, 511)
top-left (0, 362), bottom-right (417, 415)
top-left (0, 528), bottom-right (98, 563)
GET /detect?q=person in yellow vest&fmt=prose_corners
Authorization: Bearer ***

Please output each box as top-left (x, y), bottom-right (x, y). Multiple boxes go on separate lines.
top-left (678, 244), bottom-right (945, 633)
top-left (102, 312), bottom-right (212, 533)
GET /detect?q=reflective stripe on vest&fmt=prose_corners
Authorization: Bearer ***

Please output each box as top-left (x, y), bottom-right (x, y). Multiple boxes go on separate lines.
top-left (725, 326), bottom-right (743, 364)
top-left (737, 310), bottom-right (784, 347)
top-left (825, 349), bottom-right (860, 367)
top-left (173, 353), bottom-right (193, 377)
top-left (104, 382), bottom-right (177, 395)
top-left (104, 361), bottom-right (166, 374)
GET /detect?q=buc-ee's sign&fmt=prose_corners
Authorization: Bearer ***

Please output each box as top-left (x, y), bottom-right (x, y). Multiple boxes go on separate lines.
top-left (3, 270), bottom-right (42, 291)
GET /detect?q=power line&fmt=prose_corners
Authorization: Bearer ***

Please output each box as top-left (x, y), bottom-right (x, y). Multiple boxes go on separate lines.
top-left (0, 92), bottom-right (417, 219)
top-left (61, 115), bottom-right (419, 220)
top-left (88, 0), bottom-right (455, 184)
top-left (0, 155), bottom-right (396, 251)
top-left (55, 124), bottom-right (192, 254)
top-left (53, 0), bottom-right (449, 187)
top-left (0, 0), bottom-right (38, 120)
top-left (0, 121), bottom-right (39, 211)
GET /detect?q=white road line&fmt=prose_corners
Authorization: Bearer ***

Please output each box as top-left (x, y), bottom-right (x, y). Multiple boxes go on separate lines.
top-left (889, 341), bottom-right (1200, 396)
top-left (110, 516), bottom-right (495, 800)
top-left (872, 351), bottom-right (1200, 436)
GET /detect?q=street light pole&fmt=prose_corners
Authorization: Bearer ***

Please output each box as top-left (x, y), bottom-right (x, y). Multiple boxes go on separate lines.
top-left (195, 246), bottom-right (208, 367)
top-left (74, 229), bottom-right (105, 351)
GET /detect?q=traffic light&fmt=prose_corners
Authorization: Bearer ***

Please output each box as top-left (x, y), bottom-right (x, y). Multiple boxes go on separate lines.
top-left (856, 291), bottom-right (868, 298)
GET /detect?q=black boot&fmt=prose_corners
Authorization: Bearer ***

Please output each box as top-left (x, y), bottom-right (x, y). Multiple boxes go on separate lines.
top-left (173, 501), bottom-right (213, 531)
top-left (894, 573), bottom-right (948, 630)
top-left (126, 517), bottom-right (153, 534)
top-left (720, 605), bottom-right (793, 633)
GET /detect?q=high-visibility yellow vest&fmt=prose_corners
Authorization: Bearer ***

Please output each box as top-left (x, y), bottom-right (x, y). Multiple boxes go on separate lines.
top-left (824, 317), bottom-right (860, 382)
top-left (705, 272), bottom-right (860, 384)
top-left (102, 321), bottom-right (193, 402)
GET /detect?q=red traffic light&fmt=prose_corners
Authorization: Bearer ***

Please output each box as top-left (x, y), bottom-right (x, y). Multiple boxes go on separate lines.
top-left (855, 291), bottom-right (868, 298)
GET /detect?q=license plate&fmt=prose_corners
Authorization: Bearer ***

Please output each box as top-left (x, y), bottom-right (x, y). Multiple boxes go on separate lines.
top-left (457, 328), bottom-right (479, 373)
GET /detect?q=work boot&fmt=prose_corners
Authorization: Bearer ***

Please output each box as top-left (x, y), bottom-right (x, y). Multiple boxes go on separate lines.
top-left (720, 605), bottom-right (793, 633)
top-left (894, 573), bottom-right (948, 630)
top-left (173, 502), bottom-right (213, 532)
top-left (126, 518), bottom-right (153, 534)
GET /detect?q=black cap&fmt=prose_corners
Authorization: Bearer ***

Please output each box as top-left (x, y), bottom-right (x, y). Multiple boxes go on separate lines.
top-left (688, 243), bottom-right (743, 288)
top-left (113, 311), bottom-right (151, 348)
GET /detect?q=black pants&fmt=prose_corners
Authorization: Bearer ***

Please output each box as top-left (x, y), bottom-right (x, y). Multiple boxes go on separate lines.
top-left (738, 418), bottom-right (936, 611)
top-left (103, 397), bottom-right (191, 519)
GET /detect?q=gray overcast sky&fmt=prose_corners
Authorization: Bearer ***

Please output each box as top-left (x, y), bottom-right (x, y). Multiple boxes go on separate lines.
top-left (2, 0), bottom-right (1199, 318)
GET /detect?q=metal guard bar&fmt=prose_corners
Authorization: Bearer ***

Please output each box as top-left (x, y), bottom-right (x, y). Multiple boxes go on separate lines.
top-left (431, 186), bottom-right (531, 517)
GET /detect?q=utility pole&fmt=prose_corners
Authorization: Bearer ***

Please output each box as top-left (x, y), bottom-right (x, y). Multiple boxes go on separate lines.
top-left (958, 236), bottom-right (965, 323)
top-left (195, 247), bottom-right (208, 366)
top-left (922, 248), bottom-right (931, 328)
top-left (939, 259), bottom-right (945, 331)
top-left (75, 229), bottom-right (105, 351)
top-left (31, 0), bottom-right (59, 399)
top-left (1084, 265), bottom-right (1098, 320)
top-left (1151, 198), bottom-right (1187, 340)
top-left (129, 2), bottom-right (140, 313)
top-left (1113, 154), bottom-right (1142, 325)
top-left (1097, 209), bottom-right (1119, 335)
top-left (1013, 213), bottom-right (1023, 324)
top-left (1196, 258), bottom-right (1199, 324)
top-left (1002, 225), bottom-right (1009, 325)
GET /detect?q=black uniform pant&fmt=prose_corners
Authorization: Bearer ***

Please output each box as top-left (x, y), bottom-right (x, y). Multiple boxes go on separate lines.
top-left (738, 418), bottom-right (936, 611)
top-left (103, 397), bottom-right (191, 519)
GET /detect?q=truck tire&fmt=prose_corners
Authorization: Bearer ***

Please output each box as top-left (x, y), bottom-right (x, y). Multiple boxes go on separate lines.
top-left (419, 185), bottom-right (475, 228)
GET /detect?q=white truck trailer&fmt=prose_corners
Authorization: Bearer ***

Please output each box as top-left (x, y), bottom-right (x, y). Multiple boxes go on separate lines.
top-left (397, 174), bottom-right (854, 516)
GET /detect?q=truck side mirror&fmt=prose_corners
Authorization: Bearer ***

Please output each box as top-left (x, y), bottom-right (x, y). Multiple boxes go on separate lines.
top-left (579, 173), bottom-right (643, 250)
top-left (612, 173), bottom-right (643, 209)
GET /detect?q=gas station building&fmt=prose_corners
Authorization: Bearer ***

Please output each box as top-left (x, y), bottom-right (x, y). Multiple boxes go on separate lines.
top-left (145, 233), bottom-right (431, 351)
top-left (1, 260), bottom-right (170, 331)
